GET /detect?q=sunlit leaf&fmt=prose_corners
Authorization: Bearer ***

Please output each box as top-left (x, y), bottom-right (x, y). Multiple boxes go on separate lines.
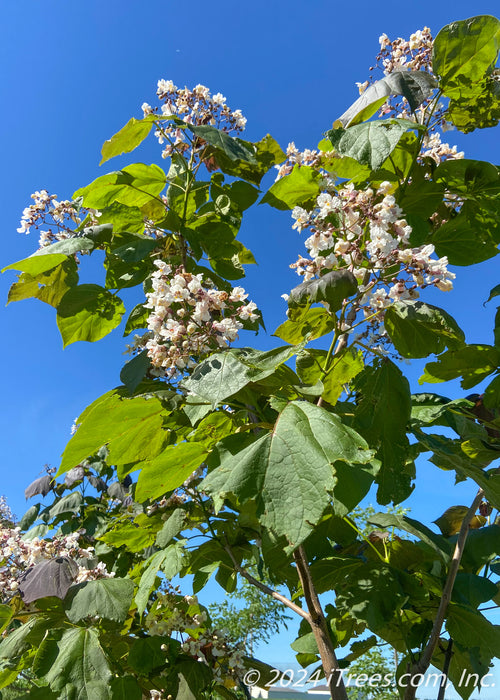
top-left (100, 115), bottom-right (156, 165)
top-left (56, 284), bottom-right (125, 347)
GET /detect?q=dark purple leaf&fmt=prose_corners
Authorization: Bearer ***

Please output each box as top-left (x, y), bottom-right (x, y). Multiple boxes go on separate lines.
top-left (24, 475), bottom-right (53, 500)
top-left (64, 466), bottom-right (85, 487)
top-left (18, 557), bottom-right (79, 603)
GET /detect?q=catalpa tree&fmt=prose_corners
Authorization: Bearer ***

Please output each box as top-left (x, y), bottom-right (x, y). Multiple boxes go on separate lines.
top-left (2, 14), bottom-right (500, 700)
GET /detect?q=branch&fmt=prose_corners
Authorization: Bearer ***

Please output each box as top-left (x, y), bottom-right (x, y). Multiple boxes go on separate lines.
top-left (436, 639), bottom-right (453, 700)
top-left (223, 542), bottom-right (310, 621)
top-left (294, 545), bottom-right (349, 700)
top-left (403, 487), bottom-right (484, 700)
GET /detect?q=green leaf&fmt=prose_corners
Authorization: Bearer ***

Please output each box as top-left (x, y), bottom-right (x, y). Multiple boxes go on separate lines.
top-left (399, 178), bottom-right (445, 218)
top-left (334, 561), bottom-right (413, 631)
top-left (128, 637), bottom-right (172, 674)
top-left (184, 353), bottom-right (251, 406)
top-left (184, 346), bottom-right (298, 406)
top-left (189, 124), bottom-right (257, 163)
top-left (135, 544), bottom-right (186, 614)
top-left (97, 202), bottom-right (145, 234)
top-left (99, 520), bottom-right (156, 551)
top-left (485, 283), bottom-right (500, 305)
top-left (42, 627), bottom-right (111, 699)
top-left (111, 235), bottom-right (160, 263)
top-left (368, 513), bottom-right (452, 562)
top-left (432, 639), bottom-right (489, 700)
top-left (48, 491), bottom-right (83, 517)
top-left (320, 152), bottom-right (372, 181)
top-left (385, 300), bottom-right (465, 358)
top-left (156, 508), bottom-right (187, 547)
top-left (288, 269), bottom-right (358, 312)
top-left (260, 164), bottom-right (321, 210)
top-left (136, 442), bottom-right (208, 502)
top-left (0, 666), bottom-right (22, 690)
top-left (228, 180), bottom-right (259, 211)
top-left (0, 606), bottom-right (12, 635)
top-left (433, 15), bottom-right (500, 98)
top-left (7, 258), bottom-right (79, 308)
top-left (64, 578), bottom-right (134, 623)
top-left (297, 347), bottom-right (364, 405)
top-left (56, 284), bottom-right (125, 347)
top-left (203, 400), bottom-right (373, 546)
top-left (433, 16), bottom-right (500, 133)
top-left (58, 393), bottom-right (165, 475)
top-left (462, 525), bottom-right (500, 570)
top-left (327, 119), bottom-right (418, 170)
top-left (453, 572), bottom-right (498, 607)
top-left (354, 360), bottom-right (413, 504)
top-left (104, 255), bottom-right (151, 290)
top-left (447, 80), bottom-right (500, 133)
top-left (177, 657), bottom-right (212, 699)
top-left (3, 253), bottom-right (68, 276)
top-left (135, 550), bottom-right (169, 615)
top-left (211, 134), bottom-right (285, 186)
top-left (123, 303), bottom-right (149, 336)
top-left (0, 617), bottom-right (42, 659)
top-left (120, 350), bottom-right (151, 393)
top-left (100, 116), bottom-right (155, 165)
top-left (274, 307), bottom-right (336, 344)
top-left (484, 375), bottom-right (500, 411)
top-left (420, 345), bottom-right (500, 389)
top-left (74, 163), bottom-right (167, 209)
top-left (36, 258), bottom-right (79, 307)
top-left (338, 70), bottom-right (437, 126)
top-left (33, 237), bottom-right (95, 257)
top-left (432, 213), bottom-right (499, 265)
top-left (109, 676), bottom-right (142, 700)
top-left (446, 604), bottom-right (500, 659)
top-left (18, 503), bottom-right (41, 530)
top-left (434, 158), bottom-right (500, 198)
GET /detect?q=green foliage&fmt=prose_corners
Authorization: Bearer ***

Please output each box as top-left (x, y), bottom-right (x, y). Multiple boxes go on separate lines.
top-left (261, 164), bottom-right (321, 210)
top-left (384, 301), bottom-right (465, 359)
top-left (204, 401), bottom-right (374, 546)
top-left (433, 15), bottom-right (500, 132)
top-left (3, 14), bottom-right (500, 700)
top-left (338, 70), bottom-right (438, 127)
top-left (327, 119), bottom-right (420, 170)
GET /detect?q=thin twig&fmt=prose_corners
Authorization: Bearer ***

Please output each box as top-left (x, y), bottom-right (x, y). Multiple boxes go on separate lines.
top-left (436, 639), bottom-right (453, 700)
top-left (403, 488), bottom-right (484, 700)
top-left (223, 541), bottom-right (310, 621)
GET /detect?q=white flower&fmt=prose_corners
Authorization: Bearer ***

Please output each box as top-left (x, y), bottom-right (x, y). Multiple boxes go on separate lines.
top-left (212, 92), bottom-right (226, 106)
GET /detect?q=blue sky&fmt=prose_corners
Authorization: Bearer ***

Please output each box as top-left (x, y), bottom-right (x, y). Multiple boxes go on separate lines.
top-left (2, 1), bottom-right (500, 687)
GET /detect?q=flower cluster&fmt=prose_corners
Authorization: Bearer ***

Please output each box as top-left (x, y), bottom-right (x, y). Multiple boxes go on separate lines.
top-left (420, 131), bottom-right (464, 164)
top-left (133, 260), bottom-right (258, 379)
top-left (146, 588), bottom-right (246, 685)
top-left (16, 189), bottom-right (92, 249)
top-left (0, 528), bottom-right (113, 602)
top-left (142, 80), bottom-right (247, 161)
top-left (287, 179), bottom-right (456, 354)
top-left (0, 496), bottom-right (14, 525)
top-left (375, 27), bottom-right (433, 76)
top-left (274, 141), bottom-right (321, 181)
top-left (291, 180), bottom-right (455, 295)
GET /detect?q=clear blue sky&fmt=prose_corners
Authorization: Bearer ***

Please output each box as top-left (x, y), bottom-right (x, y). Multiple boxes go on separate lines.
top-left (1, 1), bottom-right (500, 688)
